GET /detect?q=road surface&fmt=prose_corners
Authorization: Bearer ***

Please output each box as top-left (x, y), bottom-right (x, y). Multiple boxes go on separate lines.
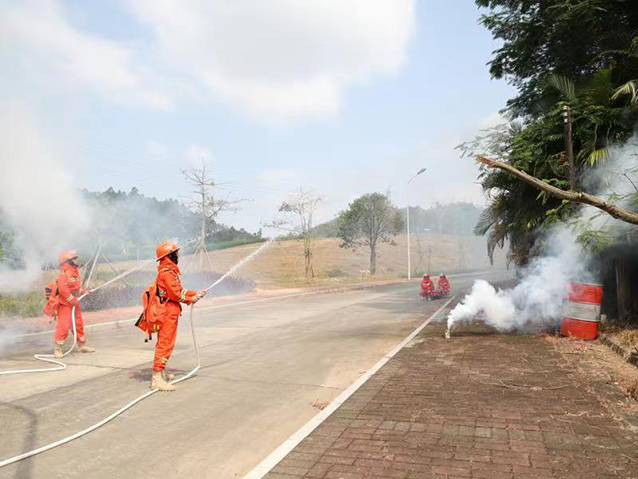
top-left (0, 270), bottom-right (509, 479)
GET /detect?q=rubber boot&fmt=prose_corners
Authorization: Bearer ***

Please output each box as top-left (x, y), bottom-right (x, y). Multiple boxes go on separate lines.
top-left (78, 344), bottom-right (96, 353)
top-left (54, 343), bottom-right (64, 359)
top-left (151, 370), bottom-right (176, 391)
top-left (162, 370), bottom-right (175, 381)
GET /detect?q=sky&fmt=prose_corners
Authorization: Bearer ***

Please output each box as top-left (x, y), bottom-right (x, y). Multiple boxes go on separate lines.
top-left (0, 0), bottom-right (515, 233)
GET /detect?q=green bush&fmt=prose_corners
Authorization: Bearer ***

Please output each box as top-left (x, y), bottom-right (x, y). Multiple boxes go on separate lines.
top-left (0, 292), bottom-right (45, 318)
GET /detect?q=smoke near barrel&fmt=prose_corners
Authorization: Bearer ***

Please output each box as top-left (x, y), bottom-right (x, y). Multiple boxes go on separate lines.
top-left (448, 138), bottom-right (638, 334)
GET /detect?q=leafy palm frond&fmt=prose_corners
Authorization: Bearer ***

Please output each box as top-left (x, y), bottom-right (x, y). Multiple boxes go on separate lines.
top-left (546, 74), bottom-right (576, 101)
top-left (612, 80), bottom-right (638, 103)
top-left (587, 147), bottom-right (612, 166)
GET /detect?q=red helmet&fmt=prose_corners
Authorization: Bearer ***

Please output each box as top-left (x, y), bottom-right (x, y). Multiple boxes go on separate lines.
top-left (156, 241), bottom-right (179, 261)
top-left (423, 273), bottom-right (430, 279)
top-left (59, 250), bottom-right (78, 265)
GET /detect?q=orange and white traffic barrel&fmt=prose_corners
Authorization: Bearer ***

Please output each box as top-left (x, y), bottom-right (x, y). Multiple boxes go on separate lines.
top-left (560, 282), bottom-right (603, 340)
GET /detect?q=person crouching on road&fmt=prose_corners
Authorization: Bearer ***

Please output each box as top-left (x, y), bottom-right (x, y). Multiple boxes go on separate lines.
top-left (151, 242), bottom-right (206, 391)
top-left (420, 273), bottom-right (435, 298)
top-left (437, 274), bottom-right (450, 295)
top-left (54, 250), bottom-right (95, 358)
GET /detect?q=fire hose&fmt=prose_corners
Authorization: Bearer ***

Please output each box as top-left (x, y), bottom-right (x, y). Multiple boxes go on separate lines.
top-left (0, 239), bottom-right (274, 469)
top-left (0, 254), bottom-right (154, 377)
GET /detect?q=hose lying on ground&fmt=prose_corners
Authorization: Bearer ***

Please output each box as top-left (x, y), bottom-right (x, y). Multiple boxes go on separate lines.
top-left (0, 239), bottom-right (274, 468)
top-left (0, 257), bottom-right (154, 377)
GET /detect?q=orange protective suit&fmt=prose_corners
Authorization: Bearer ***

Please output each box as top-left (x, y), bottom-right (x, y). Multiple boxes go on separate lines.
top-left (54, 263), bottom-right (88, 345)
top-left (420, 276), bottom-right (435, 296)
top-left (153, 257), bottom-right (198, 371)
top-left (437, 276), bottom-right (451, 294)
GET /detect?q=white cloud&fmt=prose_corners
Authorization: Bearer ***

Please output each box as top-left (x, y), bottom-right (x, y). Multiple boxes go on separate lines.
top-left (127, 0), bottom-right (415, 121)
top-left (2, 0), bottom-right (415, 123)
top-left (0, 0), bottom-right (170, 109)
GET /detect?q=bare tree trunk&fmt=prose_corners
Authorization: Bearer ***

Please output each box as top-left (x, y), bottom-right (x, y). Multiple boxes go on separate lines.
top-left (600, 254), bottom-right (618, 319)
top-left (369, 243), bottom-right (377, 275)
top-left (304, 237), bottom-right (314, 279)
top-left (616, 258), bottom-right (638, 324)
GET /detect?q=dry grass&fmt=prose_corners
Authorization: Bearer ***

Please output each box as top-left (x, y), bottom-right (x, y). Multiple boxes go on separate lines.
top-left (615, 329), bottom-right (638, 350)
top-left (550, 335), bottom-right (638, 417)
top-left (601, 321), bottom-right (638, 350)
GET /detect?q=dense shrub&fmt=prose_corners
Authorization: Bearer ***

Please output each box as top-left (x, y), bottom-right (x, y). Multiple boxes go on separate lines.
top-left (82, 271), bottom-right (255, 312)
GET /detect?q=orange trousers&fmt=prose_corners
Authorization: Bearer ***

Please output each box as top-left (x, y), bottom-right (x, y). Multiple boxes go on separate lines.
top-left (55, 304), bottom-right (86, 344)
top-left (153, 314), bottom-right (178, 371)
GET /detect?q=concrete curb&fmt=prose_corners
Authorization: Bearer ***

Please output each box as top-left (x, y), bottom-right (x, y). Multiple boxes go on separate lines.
top-left (599, 333), bottom-right (638, 368)
top-left (243, 296), bottom-right (456, 479)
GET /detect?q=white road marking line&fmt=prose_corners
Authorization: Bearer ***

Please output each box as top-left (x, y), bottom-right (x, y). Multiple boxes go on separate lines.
top-left (243, 296), bottom-right (455, 479)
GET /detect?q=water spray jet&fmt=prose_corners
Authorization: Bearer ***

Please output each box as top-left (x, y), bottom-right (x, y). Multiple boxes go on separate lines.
top-left (0, 237), bottom-right (277, 468)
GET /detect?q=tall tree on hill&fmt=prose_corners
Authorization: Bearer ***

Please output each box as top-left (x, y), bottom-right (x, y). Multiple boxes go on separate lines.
top-left (271, 188), bottom-right (322, 279)
top-left (337, 193), bottom-right (403, 275)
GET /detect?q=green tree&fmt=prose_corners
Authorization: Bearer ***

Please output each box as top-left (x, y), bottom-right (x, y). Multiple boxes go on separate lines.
top-left (476, 0), bottom-right (638, 117)
top-left (466, 1), bottom-right (638, 265)
top-left (337, 193), bottom-right (403, 275)
top-left (461, 71), bottom-right (638, 264)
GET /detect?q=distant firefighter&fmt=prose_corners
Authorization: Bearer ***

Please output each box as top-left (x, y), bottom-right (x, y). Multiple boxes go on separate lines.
top-left (437, 274), bottom-right (451, 295)
top-left (420, 273), bottom-right (435, 299)
top-left (142, 242), bottom-right (207, 391)
top-left (52, 250), bottom-right (96, 358)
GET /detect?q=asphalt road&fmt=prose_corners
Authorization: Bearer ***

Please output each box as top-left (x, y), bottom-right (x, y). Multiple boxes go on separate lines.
top-left (0, 270), bottom-right (509, 479)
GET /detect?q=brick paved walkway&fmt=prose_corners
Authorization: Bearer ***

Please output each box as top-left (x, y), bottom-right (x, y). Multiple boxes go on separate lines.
top-left (264, 319), bottom-right (638, 479)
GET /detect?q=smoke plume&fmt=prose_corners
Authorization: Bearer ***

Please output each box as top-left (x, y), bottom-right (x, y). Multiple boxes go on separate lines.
top-left (447, 228), bottom-right (591, 331)
top-left (0, 110), bottom-right (89, 292)
top-left (448, 139), bottom-right (637, 332)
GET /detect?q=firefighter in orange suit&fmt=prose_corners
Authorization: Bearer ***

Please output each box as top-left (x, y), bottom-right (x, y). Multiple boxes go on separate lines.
top-left (54, 250), bottom-right (95, 358)
top-left (420, 273), bottom-right (435, 299)
top-left (437, 274), bottom-right (451, 295)
top-left (151, 242), bottom-right (206, 391)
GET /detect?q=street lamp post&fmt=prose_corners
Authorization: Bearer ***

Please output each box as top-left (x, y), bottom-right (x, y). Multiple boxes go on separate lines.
top-left (407, 168), bottom-right (426, 280)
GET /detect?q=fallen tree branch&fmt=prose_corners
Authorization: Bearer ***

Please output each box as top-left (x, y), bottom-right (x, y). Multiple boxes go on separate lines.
top-left (476, 156), bottom-right (638, 225)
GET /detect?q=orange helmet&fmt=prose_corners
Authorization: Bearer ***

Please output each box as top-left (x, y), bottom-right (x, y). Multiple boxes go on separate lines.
top-left (59, 250), bottom-right (78, 265)
top-left (156, 241), bottom-right (179, 261)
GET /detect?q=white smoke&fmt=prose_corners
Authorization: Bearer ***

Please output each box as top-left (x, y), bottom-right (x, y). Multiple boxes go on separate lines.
top-left (0, 109), bottom-right (89, 292)
top-left (448, 228), bottom-right (590, 331)
top-left (448, 140), bottom-right (637, 332)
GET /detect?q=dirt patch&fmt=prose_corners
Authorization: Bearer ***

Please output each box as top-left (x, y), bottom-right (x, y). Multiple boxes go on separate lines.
top-left (548, 335), bottom-right (638, 432)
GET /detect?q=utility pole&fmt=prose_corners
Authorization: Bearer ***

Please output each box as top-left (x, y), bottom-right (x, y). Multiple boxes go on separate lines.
top-left (406, 167), bottom-right (426, 280)
top-left (563, 105), bottom-right (575, 190)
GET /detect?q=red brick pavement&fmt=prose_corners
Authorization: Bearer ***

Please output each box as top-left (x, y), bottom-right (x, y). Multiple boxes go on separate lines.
top-left (264, 320), bottom-right (638, 479)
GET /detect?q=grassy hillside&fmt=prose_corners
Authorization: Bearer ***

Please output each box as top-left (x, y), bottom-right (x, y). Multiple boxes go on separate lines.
top-left (173, 233), bottom-right (506, 289)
